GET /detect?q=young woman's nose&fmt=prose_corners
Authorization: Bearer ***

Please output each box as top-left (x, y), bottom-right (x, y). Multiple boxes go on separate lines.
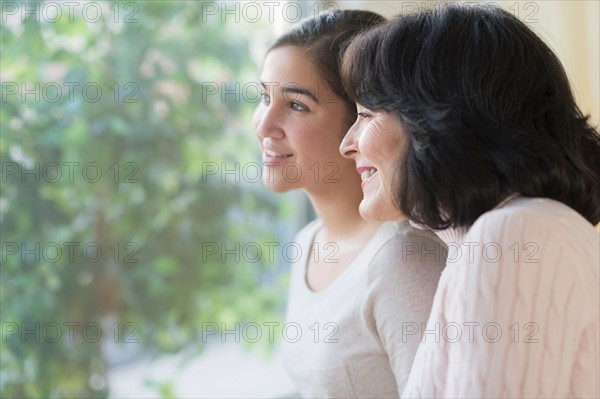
top-left (254, 103), bottom-right (285, 139)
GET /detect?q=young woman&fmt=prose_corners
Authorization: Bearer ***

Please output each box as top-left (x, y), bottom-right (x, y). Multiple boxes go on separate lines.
top-left (339, 4), bottom-right (600, 398)
top-left (253, 10), bottom-right (446, 397)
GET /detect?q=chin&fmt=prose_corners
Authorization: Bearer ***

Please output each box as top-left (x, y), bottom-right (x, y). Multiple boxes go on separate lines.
top-left (359, 203), bottom-right (379, 221)
top-left (360, 200), bottom-right (403, 222)
top-left (263, 181), bottom-right (289, 193)
top-left (263, 177), bottom-right (299, 193)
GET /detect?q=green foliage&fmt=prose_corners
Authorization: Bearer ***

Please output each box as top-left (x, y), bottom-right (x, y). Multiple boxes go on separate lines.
top-left (1, 2), bottom-right (290, 397)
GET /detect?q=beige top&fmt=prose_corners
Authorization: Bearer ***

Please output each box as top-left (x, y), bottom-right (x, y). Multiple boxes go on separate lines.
top-left (403, 197), bottom-right (600, 398)
top-left (283, 220), bottom-right (446, 398)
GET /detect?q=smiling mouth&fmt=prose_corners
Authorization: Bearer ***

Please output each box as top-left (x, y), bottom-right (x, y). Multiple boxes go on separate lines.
top-left (360, 168), bottom-right (377, 182)
top-left (265, 149), bottom-right (293, 158)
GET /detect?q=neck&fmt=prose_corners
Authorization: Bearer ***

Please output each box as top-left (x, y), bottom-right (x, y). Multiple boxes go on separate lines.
top-left (305, 181), bottom-right (381, 243)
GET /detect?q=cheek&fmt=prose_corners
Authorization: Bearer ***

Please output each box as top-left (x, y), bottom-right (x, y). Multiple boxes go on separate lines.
top-left (358, 132), bottom-right (380, 161)
top-left (375, 133), bottom-right (403, 166)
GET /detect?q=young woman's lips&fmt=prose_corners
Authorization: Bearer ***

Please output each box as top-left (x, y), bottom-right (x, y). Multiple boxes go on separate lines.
top-left (263, 149), bottom-right (293, 164)
top-left (356, 166), bottom-right (378, 187)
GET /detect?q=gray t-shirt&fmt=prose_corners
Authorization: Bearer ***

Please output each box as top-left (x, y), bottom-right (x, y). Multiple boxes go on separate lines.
top-left (283, 220), bottom-right (446, 398)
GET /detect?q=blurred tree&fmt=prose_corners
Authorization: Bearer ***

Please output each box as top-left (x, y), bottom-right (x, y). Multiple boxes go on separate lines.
top-left (0, 1), bottom-right (291, 397)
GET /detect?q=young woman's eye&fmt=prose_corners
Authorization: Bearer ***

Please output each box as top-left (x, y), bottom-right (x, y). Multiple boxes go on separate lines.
top-left (290, 102), bottom-right (308, 112)
top-left (260, 92), bottom-right (271, 105)
top-left (357, 111), bottom-right (372, 119)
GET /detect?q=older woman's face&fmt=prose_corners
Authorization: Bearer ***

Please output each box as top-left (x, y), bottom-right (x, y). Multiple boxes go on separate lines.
top-left (340, 104), bottom-right (407, 221)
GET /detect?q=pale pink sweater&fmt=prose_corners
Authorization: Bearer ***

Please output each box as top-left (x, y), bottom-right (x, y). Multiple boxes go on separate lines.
top-left (402, 197), bottom-right (600, 398)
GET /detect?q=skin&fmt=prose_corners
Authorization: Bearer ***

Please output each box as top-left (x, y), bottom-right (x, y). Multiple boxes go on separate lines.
top-left (253, 46), bottom-right (381, 292)
top-left (253, 46), bottom-right (355, 195)
top-left (340, 104), bottom-right (407, 222)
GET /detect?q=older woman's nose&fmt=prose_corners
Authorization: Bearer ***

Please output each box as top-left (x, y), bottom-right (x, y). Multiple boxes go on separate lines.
top-left (340, 123), bottom-right (360, 159)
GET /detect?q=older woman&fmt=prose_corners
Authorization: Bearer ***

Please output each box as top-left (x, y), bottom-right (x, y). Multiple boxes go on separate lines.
top-left (340, 4), bottom-right (600, 398)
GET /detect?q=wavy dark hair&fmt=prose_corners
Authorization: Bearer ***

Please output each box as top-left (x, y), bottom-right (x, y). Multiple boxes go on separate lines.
top-left (270, 9), bottom-right (385, 122)
top-left (342, 4), bottom-right (600, 228)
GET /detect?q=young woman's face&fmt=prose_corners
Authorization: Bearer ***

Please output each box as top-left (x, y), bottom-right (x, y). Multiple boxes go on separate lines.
top-left (253, 46), bottom-right (357, 194)
top-left (339, 104), bottom-right (407, 221)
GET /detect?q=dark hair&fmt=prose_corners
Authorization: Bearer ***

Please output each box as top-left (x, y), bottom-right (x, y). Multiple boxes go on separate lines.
top-left (270, 9), bottom-right (385, 120)
top-left (342, 4), bottom-right (600, 228)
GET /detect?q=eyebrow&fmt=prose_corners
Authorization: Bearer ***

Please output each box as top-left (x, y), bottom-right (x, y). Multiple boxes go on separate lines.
top-left (260, 81), bottom-right (320, 104)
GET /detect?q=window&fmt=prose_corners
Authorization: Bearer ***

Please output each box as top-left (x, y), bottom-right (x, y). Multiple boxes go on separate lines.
top-left (0, 1), bottom-right (328, 397)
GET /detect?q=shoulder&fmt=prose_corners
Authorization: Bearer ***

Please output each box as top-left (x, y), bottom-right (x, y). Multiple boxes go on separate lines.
top-left (363, 222), bottom-right (446, 337)
top-left (367, 220), bottom-right (447, 287)
top-left (456, 197), bottom-right (599, 319)
top-left (466, 197), bottom-right (598, 252)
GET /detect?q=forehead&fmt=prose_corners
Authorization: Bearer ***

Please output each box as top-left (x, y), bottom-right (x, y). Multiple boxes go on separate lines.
top-left (260, 46), bottom-right (329, 97)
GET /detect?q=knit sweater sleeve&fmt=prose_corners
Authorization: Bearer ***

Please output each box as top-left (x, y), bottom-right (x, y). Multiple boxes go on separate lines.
top-left (403, 200), bottom-right (600, 398)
